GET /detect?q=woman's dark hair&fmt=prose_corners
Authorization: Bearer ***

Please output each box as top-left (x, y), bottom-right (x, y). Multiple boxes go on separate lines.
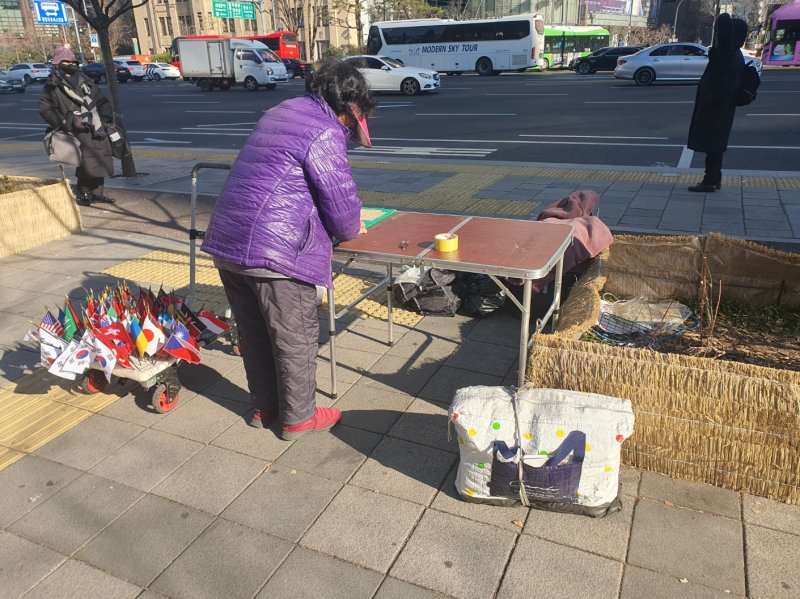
top-left (306, 59), bottom-right (376, 118)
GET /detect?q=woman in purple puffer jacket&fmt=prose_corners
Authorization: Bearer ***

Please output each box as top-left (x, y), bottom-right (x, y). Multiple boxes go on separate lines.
top-left (202, 60), bottom-right (375, 441)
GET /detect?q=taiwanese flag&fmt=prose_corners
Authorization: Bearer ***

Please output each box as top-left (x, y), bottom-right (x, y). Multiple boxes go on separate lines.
top-left (163, 321), bottom-right (202, 364)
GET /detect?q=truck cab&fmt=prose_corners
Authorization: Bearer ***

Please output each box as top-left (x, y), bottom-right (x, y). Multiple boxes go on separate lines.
top-left (230, 39), bottom-right (288, 90)
top-left (178, 38), bottom-right (289, 91)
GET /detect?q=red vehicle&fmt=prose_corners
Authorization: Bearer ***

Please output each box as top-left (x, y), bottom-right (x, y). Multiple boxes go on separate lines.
top-left (245, 31), bottom-right (300, 60)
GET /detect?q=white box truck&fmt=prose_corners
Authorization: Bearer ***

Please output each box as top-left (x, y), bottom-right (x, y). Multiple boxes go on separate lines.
top-left (178, 38), bottom-right (288, 91)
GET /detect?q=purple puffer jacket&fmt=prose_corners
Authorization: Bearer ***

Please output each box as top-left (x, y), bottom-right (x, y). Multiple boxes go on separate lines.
top-left (201, 94), bottom-right (361, 288)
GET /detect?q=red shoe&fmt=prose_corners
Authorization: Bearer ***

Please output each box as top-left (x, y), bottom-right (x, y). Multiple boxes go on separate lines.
top-left (281, 407), bottom-right (341, 441)
top-left (246, 409), bottom-right (278, 429)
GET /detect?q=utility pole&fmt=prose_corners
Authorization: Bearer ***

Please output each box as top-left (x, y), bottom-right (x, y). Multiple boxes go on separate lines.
top-left (673, 0), bottom-right (687, 41)
top-left (68, 6), bottom-right (85, 62)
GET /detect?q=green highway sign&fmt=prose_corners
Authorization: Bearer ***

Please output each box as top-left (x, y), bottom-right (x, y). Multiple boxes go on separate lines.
top-left (212, 1), bottom-right (255, 20)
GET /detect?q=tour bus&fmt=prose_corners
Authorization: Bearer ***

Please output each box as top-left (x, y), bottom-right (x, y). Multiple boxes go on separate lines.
top-left (365, 13), bottom-right (546, 75)
top-left (761, 0), bottom-right (800, 66)
top-left (541, 25), bottom-right (610, 70)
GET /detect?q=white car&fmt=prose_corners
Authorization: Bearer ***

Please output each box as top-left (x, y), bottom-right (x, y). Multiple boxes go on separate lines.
top-left (8, 63), bottom-right (50, 83)
top-left (115, 60), bottom-right (147, 81)
top-left (343, 55), bottom-right (440, 96)
top-left (145, 62), bottom-right (181, 80)
top-left (614, 42), bottom-right (763, 86)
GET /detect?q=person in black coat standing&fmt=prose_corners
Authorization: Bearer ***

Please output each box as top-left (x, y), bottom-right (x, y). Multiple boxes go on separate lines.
top-left (686, 14), bottom-right (747, 193)
top-left (40, 45), bottom-right (116, 206)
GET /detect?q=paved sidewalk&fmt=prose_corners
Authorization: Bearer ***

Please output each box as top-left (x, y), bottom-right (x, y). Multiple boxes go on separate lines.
top-left (2, 141), bottom-right (800, 247)
top-left (1, 144), bottom-right (799, 598)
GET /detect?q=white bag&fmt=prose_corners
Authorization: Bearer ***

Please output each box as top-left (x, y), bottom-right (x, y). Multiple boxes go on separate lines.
top-left (43, 130), bottom-right (82, 167)
top-left (450, 386), bottom-right (634, 512)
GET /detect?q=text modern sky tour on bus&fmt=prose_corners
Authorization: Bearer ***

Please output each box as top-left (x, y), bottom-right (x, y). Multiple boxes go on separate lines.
top-left (412, 44), bottom-right (480, 55)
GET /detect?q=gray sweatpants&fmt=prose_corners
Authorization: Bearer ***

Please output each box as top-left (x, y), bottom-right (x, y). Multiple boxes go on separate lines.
top-left (218, 269), bottom-right (319, 426)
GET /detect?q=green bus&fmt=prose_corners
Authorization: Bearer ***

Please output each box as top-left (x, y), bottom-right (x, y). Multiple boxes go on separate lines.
top-left (541, 26), bottom-right (611, 70)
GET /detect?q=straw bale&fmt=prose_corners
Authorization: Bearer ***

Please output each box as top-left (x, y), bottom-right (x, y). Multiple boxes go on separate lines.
top-left (526, 233), bottom-right (800, 503)
top-left (0, 177), bottom-right (80, 259)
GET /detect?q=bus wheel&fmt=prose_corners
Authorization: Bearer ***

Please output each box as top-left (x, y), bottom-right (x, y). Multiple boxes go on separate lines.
top-left (542, 58), bottom-right (550, 70)
top-left (197, 78), bottom-right (213, 92)
top-left (244, 76), bottom-right (259, 91)
top-left (401, 78), bottom-right (420, 96)
top-left (476, 57), bottom-right (493, 76)
top-left (634, 68), bottom-right (655, 86)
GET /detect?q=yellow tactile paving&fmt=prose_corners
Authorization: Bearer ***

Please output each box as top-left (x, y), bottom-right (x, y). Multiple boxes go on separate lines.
top-left (327, 273), bottom-right (423, 327)
top-left (8, 371), bottom-right (119, 412)
top-left (0, 394), bottom-right (92, 453)
top-left (103, 250), bottom-right (221, 289)
top-left (0, 446), bottom-right (25, 469)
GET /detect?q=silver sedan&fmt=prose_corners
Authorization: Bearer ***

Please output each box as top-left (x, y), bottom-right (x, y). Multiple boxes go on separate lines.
top-left (614, 42), bottom-right (762, 86)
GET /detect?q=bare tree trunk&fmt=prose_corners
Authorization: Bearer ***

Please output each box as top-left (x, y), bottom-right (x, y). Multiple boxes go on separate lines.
top-left (98, 27), bottom-right (137, 177)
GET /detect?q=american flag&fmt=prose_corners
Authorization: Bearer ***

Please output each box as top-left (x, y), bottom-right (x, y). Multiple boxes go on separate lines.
top-left (40, 311), bottom-right (65, 338)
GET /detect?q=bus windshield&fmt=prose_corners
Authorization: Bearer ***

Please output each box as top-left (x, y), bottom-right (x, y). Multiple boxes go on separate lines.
top-left (366, 14), bottom-right (545, 75)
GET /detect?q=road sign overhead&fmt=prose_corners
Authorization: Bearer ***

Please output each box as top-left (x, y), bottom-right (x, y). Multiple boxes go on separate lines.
top-left (212, 1), bottom-right (255, 20)
top-left (33, 0), bottom-right (70, 25)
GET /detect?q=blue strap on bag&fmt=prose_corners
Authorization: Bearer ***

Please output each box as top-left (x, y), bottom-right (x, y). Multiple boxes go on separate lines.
top-left (488, 430), bottom-right (586, 503)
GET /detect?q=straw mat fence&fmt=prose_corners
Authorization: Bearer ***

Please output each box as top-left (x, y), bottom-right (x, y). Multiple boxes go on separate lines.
top-left (526, 234), bottom-right (800, 503)
top-left (1, 176), bottom-right (81, 259)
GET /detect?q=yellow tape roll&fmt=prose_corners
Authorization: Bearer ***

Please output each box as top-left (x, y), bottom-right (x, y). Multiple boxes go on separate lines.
top-left (434, 233), bottom-right (459, 252)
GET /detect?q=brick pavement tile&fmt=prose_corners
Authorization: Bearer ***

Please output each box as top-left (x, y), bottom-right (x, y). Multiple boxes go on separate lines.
top-left (388, 398), bottom-right (459, 454)
top-left (0, 455), bottom-right (82, 528)
top-left (745, 228), bottom-right (795, 239)
top-left (742, 495), bottom-right (800, 535)
top-left (619, 466), bottom-right (641, 497)
top-left (337, 383), bottom-right (415, 434)
top-left (639, 472), bottom-right (741, 519)
top-left (430, 466), bottom-right (529, 532)
top-left (24, 559), bottom-right (142, 599)
top-left (316, 355), bottom-right (364, 385)
top-left (620, 565), bottom-right (739, 599)
top-left (745, 524), bottom-right (800, 599)
top-left (390, 509), bottom-right (516, 599)
top-left (374, 577), bottom-right (453, 599)
top-left (523, 491), bottom-right (634, 560)
top-left (350, 436), bottom-right (456, 505)
top-left (98, 388), bottom-right (178, 427)
top-left (152, 445), bottom-right (266, 515)
top-left (9, 473), bottom-right (142, 555)
top-left (210, 417), bottom-right (294, 462)
top-left (89, 428), bottom-right (202, 492)
top-left (627, 499), bottom-right (745, 594)
top-left (151, 519), bottom-right (292, 599)
top-left (33, 414), bottom-right (144, 471)
top-left (316, 345), bottom-right (383, 376)
top-left (176, 361), bottom-right (224, 396)
top-left (301, 485), bottom-right (424, 573)
top-left (221, 463), bottom-right (342, 542)
top-left (413, 313), bottom-right (479, 342)
top-left (75, 494), bottom-right (213, 587)
top-left (498, 535), bottom-right (621, 599)
top-left (417, 365), bottom-right (504, 405)
top-left (467, 314), bottom-right (521, 348)
top-left (360, 355), bottom-right (442, 396)
top-left (0, 531), bottom-right (67, 598)
top-left (336, 328), bottom-right (400, 356)
top-left (257, 546), bottom-right (384, 599)
top-left (151, 394), bottom-right (248, 444)
top-left (385, 329), bottom-right (459, 361)
top-left (201, 368), bottom-right (250, 404)
top-left (444, 340), bottom-right (517, 377)
top-left (275, 424), bottom-right (381, 482)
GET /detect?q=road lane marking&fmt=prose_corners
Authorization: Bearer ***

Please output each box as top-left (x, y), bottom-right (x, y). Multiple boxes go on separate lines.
top-left (520, 134), bottom-right (668, 140)
top-left (128, 129), bottom-right (249, 136)
top-left (194, 122), bottom-right (257, 128)
top-left (677, 146), bottom-right (694, 168)
top-left (350, 146), bottom-right (495, 158)
top-left (584, 101), bottom-right (694, 104)
top-left (372, 136), bottom-right (682, 147)
top-left (185, 110), bottom-right (256, 114)
top-left (415, 113), bottom-right (516, 116)
top-left (141, 138), bottom-right (192, 144)
top-left (163, 101), bottom-right (222, 104)
top-left (486, 93), bottom-right (568, 96)
top-left (746, 113), bottom-right (800, 116)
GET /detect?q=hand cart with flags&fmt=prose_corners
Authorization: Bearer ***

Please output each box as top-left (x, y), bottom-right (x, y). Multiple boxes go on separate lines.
top-left (77, 162), bottom-right (236, 413)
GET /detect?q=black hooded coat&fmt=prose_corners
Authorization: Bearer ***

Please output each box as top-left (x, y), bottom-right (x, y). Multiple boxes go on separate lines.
top-left (687, 14), bottom-right (747, 154)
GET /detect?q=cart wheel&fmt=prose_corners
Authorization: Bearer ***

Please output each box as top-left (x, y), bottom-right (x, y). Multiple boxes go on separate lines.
top-left (82, 370), bottom-right (108, 394)
top-left (151, 382), bottom-right (180, 413)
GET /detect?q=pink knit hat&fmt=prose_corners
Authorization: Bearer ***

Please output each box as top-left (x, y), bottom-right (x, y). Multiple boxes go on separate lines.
top-left (53, 45), bottom-right (77, 64)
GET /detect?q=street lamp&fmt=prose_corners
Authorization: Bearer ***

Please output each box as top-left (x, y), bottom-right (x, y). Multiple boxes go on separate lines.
top-left (673, 0), bottom-right (687, 42)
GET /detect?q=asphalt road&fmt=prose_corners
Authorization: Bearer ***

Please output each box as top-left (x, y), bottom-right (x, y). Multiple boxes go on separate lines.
top-left (2, 69), bottom-right (799, 171)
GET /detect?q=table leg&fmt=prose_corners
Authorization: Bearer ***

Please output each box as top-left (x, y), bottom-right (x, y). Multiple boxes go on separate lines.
top-left (387, 263), bottom-right (394, 346)
top-left (327, 287), bottom-right (338, 399)
top-left (551, 253), bottom-right (565, 332)
top-left (518, 279), bottom-right (532, 388)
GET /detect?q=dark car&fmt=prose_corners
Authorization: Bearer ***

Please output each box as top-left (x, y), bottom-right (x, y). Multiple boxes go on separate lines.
top-left (571, 46), bottom-right (642, 75)
top-left (81, 62), bottom-right (131, 83)
top-left (282, 58), bottom-right (313, 79)
top-left (0, 72), bottom-right (26, 93)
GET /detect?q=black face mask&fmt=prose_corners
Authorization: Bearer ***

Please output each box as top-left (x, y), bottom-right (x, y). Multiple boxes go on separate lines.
top-left (60, 64), bottom-right (79, 75)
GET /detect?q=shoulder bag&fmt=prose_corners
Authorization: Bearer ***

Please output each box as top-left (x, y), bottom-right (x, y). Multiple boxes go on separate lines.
top-left (43, 129), bottom-right (82, 167)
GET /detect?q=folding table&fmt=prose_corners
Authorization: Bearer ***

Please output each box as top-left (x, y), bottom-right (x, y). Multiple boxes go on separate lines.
top-left (327, 211), bottom-right (574, 396)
